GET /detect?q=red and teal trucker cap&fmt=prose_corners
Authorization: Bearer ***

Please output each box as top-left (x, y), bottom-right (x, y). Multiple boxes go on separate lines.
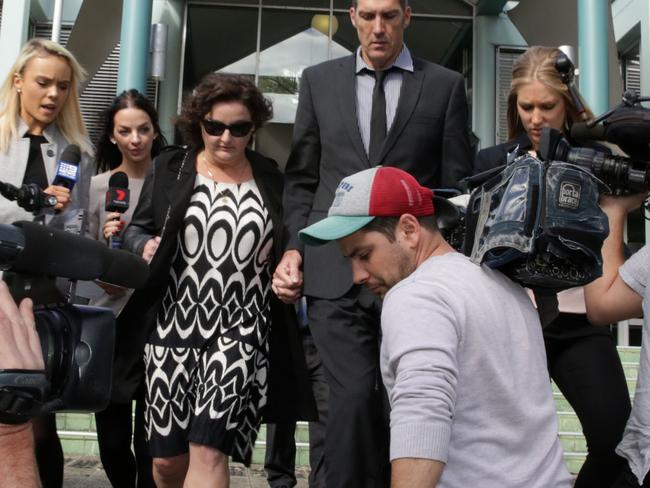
top-left (299, 166), bottom-right (448, 246)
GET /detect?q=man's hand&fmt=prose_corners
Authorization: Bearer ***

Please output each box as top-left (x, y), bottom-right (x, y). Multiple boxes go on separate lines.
top-left (0, 281), bottom-right (43, 487)
top-left (43, 184), bottom-right (71, 212)
top-left (0, 281), bottom-right (43, 370)
top-left (272, 250), bottom-right (303, 304)
top-left (142, 236), bottom-right (161, 264)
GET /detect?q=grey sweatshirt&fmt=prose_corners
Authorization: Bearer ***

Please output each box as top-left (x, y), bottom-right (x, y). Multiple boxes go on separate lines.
top-left (381, 252), bottom-right (571, 488)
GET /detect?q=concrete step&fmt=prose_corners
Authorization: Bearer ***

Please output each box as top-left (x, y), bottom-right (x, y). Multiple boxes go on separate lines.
top-left (57, 347), bottom-right (642, 472)
top-left (57, 418), bottom-right (313, 466)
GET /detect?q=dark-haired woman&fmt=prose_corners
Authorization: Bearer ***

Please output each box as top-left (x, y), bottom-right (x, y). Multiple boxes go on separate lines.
top-left (118, 73), bottom-right (314, 487)
top-left (87, 89), bottom-right (167, 488)
top-left (474, 46), bottom-right (631, 488)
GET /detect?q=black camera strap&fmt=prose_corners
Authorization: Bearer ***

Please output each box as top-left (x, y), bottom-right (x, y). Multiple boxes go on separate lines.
top-left (0, 369), bottom-right (49, 424)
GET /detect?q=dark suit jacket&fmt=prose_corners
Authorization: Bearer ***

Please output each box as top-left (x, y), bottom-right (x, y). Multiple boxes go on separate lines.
top-left (113, 147), bottom-right (316, 422)
top-left (283, 53), bottom-right (473, 299)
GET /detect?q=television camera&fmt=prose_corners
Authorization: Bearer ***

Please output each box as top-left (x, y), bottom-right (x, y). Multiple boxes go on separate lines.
top-left (0, 220), bottom-right (148, 424)
top-left (450, 52), bottom-right (650, 292)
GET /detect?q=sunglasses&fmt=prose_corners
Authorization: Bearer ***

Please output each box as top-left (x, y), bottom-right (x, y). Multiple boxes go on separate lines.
top-left (201, 118), bottom-right (253, 137)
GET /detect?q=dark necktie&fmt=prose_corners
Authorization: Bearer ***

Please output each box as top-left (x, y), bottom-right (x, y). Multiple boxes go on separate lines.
top-left (369, 69), bottom-right (389, 165)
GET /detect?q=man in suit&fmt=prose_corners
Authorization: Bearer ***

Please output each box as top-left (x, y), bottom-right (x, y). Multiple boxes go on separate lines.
top-left (273, 0), bottom-right (472, 486)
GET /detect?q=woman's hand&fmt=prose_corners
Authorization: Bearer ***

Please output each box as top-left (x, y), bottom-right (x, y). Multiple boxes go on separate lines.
top-left (43, 185), bottom-right (71, 212)
top-left (102, 212), bottom-right (124, 240)
top-left (142, 236), bottom-right (161, 263)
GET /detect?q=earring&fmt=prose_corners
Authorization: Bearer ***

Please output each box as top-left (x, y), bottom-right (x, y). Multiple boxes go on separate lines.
top-left (16, 88), bottom-right (21, 94)
top-left (110, 139), bottom-right (116, 144)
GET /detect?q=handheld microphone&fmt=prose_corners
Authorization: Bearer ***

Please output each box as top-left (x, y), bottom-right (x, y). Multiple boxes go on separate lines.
top-left (0, 181), bottom-right (58, 214)
top-left (104, 172), bottom-right (130, 249)
top-left (52, 144), bottom-right (81, 190)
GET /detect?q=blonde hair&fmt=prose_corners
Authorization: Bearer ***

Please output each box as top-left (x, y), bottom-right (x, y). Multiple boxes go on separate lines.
top-left (507, 46), bottom-right (594, 141)
top-left (0, 38), bottom-right (93, 155)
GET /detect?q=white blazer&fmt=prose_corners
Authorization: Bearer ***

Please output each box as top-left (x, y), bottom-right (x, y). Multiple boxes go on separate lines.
top-left (0, 117), bottom-right (92, 233)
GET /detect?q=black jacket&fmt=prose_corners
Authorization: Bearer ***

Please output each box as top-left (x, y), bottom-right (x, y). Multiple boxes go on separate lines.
top-left (112, 146), bottom-right (317, 422)
top-left (283, 54), bottom-right (473, 299)
top-left (473, 133), bottom-right (532, 176)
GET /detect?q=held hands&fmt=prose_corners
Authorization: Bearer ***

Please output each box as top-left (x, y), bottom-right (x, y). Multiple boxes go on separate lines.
top-left (142, 236), bottom-right (161, 264)
top-left (103, 212), bottom-right (124, 240)
top-left (43, 184), bottom-right (71, 212)
top-left (0, 281), bottom-right (44, 371)
top-left (272, 250), bottom-right (303, 304)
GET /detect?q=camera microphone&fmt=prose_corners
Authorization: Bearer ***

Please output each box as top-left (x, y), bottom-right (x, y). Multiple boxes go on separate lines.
top-left (105, 172), bottom-right (130, 249)
top-left (0, 181), bottom-right (58, 213)
top-left (0, 220), bottom-right (149, 288)
top-left (52, 144), bottom-right (81, 190)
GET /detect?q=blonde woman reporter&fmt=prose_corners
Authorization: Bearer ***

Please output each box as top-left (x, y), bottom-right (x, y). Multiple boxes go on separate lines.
top-left (0, 38), bottom-right (92, 488)
top-left (0, 38), bottom-right (92, 232)
top-left (474, 46), bottom-right (630, 488)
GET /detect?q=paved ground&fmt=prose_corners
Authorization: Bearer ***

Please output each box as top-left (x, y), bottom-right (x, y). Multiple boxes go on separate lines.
top-left (63, 457), bottom-right (309, 487)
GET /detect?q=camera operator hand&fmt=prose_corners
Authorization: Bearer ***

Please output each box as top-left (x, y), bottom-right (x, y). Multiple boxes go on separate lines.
top-left (584, 192), bottom-right (648, 326)
top-left (0, 280), bottom-right (43, 488)
top-left (599, 192), bottom-right (647, 217)
top-left (0, 281), bottom-right (43, 371)
top-left (42, 184), bottom-right (71, 212)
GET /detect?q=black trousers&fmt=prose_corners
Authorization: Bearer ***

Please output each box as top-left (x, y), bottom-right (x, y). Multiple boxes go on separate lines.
top-left (94, 386), bottom-right (154, 488)
top-left (545, 314), bottom-right (631, 488)
top-left (306, 286), bottom-right (390, 488)
top-left (612, 463), bottom-right (650, 487)
top-left (33, 413), bottom-right (63, 488)
top-left (265, 334), bottom-right (329, 487)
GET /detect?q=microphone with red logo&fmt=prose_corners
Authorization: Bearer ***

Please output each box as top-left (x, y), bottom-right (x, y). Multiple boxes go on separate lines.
top-left (104, 171), bottom-right (130, 249)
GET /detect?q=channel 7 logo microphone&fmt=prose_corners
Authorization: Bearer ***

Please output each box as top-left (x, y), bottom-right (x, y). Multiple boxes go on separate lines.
top-left (104, 171), bottom-right (130, 249)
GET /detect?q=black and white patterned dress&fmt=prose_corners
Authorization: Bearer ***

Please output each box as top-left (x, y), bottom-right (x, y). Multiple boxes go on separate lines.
top-left (144, 173), bottom-right (273, 464)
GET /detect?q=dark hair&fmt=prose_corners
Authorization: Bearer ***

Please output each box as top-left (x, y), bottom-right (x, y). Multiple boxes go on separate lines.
top-left (177, 73), bottom-right (273, 149)
top-left (95, 89), bottom-right (167, 172)
top-left (351, 0), bottom-right (408, 9)
top-left (363, 215), bottom-right (437, 242)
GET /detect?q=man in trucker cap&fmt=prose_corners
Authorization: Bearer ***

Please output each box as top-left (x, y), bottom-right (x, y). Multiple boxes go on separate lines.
top-left (299, 166), bottom-right (571, 488)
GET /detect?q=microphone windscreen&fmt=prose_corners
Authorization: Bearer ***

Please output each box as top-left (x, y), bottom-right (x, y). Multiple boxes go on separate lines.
top-left (7, 221), bottom-right (149, 289)
top-left (53, 144), bottom-right (82, 189)
top-left (60, 144), bottom-right (81, 165)
top-left (99, 248), bottom-right (149, 289)
top-left (108, 171), bottom-right (129, 189)
top-left (570, 123), bottom-right (606, 141)
top-left (9, 221), bottom-right (108, 280)
top-left (105, 171), bottom-right (130, 213)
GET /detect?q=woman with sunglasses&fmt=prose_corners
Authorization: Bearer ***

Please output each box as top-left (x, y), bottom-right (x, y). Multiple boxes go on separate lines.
top-left (118, 73), bottom-right (314, 487)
